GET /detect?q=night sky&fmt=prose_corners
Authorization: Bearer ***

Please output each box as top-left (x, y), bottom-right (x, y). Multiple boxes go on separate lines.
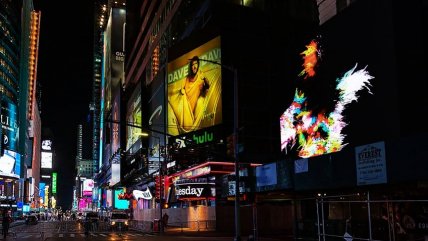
top-left (34, 1), bottom-right (94, 209)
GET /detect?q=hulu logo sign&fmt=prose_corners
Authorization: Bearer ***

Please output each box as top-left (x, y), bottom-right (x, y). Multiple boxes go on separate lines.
top-left (192, 131), bottom-right (214, 144)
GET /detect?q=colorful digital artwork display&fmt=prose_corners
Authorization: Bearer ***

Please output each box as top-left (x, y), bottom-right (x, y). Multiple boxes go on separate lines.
top-left (280, 38), bottom-right (374, 158)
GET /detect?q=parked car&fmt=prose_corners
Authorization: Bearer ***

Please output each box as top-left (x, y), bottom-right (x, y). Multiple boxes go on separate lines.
top-left (25, 214), bottom-right (38, 225)
top-left (109, 212), bottom-right (129, 231)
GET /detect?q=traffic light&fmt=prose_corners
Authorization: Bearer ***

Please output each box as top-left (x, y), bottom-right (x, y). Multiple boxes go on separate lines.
top-left (155, 176), bottom-right (164, 200)
top-left (226, 134), bottom-right (235, 158)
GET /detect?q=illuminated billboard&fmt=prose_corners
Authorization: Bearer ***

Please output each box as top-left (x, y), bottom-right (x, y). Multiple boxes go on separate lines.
top-left (111, 93), bottom-right (121, 154)
top-left (83, 179), bottom-right (94, 196)
top-left (125, 83), bottom-right (142, 152)
top-left (1, 100), bottom-right (18, 152)
top-left (0, 150), bottom-right (20, 178)
top-left (41, 151), bottom-right (53, 168)
top-left (52, 172), bottom-right (57, 194)
top-left (41, 140), bottom-right (52, 150)
top-left (39, 182), bottom-right (45, 202)
top-left (114, 189), bottom-right (129, 209)
top-left (280, 37), bottom-right (374, 158)
top-left (167, 36), bottom-right (222, 135)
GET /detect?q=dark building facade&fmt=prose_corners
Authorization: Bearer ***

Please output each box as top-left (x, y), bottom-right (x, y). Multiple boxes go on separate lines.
top-left (92, 0), bottom-right (428, 240)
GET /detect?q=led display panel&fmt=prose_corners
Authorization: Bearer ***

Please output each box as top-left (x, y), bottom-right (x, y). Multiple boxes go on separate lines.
top-left (125, 83), bottom-right (142, 152)
top-left (114, 189), bottom-right (129, 209)
top-left (256, 162), bottom-right (277, 187)
top-left (280, 37), bottom-right (375, 158)
top-left (1, 100), bottom-right (18, 152)
top-left (41, 140), bottom-right (52, 150)
top-left (167, 36), bottom-right (222, 135)
top-left (52, 172), bottom-right (57, 194)
top-left (41, 151), bottom-right (53, 169)
top-left (0, 150), bottom-right (20, 178)
top-left (83, 179), bottom-right (94, 192)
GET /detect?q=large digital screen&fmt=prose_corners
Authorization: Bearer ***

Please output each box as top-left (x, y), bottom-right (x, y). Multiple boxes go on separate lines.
top-left (111, 93), bottom-right (121, 154)
top-left (83, 179), bottom-right (94, 192)
top-left (148, 72), bottom-right (166, 172)
top-left (114, 189), bottom-right (129, 209)
top-left (1, 100), bottom-right (18, 152)
top-left (167, 36), bottom-right (222, 135)
top-left (256, 162), bottom-right (277, 187)
top-left (41, 151), bottom-right (53, 168)
top-left (111, 7), bottom-right (126, 90)
top-left (39, 182), bottom-right (45, 201)
top-left (280, 37), bottom-right (375, 158)
top-left (0, 150), bottom-right (20, 178)
top-left (41, 140), bottom-right (52, 150)
top-left (126, 83), bottom-right (142, 152)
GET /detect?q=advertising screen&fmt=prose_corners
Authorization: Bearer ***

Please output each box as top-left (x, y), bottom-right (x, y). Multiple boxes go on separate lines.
top-left (280, 36), bottom-right (375, 158)
top-left (111, 93), bottom-right (121, 154)
top-left (83, 179), bottom-right (94, 192)
top-left (256, 162), bottom-right (277, 187)
top-left (0, 150), bottom-right (20, 178)
top-left (52, 172), bottom-right (57, 194)
top-left (39, 182), bottom-right (45, 201)
top-left (114, 189), bottom-right (129, 209)
top-left (41, 151), bottom-right (53, 169)
top-left (1, 100), bottom-right (18, 152)
top-left (41, 140), bottom-right (52, 150)
top-left (167, 36), bottom-right (222, 135)
top-left (111, 7), bottom-right (126, 90)
top-left (125, 83), bottom-right (142, 152)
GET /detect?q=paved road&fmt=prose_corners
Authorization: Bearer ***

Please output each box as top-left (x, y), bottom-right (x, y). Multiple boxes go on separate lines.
top-left (5, 220), bottom-right (285, 241)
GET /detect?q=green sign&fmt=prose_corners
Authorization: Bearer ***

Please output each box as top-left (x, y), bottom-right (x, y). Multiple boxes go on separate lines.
top-left (52, 172), bottom-right (57, 194)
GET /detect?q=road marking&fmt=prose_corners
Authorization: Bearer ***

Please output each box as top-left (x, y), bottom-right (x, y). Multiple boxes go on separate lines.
top-left (99, 233), bottom-right (107, 236)
top-left (70, 233), bottom-right (75, 237)
top-left (59, 234), bottom-right (64, 237)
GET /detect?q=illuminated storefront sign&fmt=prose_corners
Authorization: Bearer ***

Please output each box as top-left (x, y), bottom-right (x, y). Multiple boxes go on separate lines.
top-left (175, 178), bottom-right (215, 199)
top-left (176, 186), bottom-right (205, 197)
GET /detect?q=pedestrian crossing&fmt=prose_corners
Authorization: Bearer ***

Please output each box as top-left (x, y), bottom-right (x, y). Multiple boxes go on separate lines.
top-left (14, 232), bottom-right (150, 239)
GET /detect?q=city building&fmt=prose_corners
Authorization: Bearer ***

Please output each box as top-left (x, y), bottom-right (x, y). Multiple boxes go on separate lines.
top-left (93, 0), bottom-right (319, 238)
top-left (1, 0), bottom-right (43, 217)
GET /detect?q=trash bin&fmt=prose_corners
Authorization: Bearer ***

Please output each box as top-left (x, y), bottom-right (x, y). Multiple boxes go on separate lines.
top-left (153, 219), bottom-right (160, 232)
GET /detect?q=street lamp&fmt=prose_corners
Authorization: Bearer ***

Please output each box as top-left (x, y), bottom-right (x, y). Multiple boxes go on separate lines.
top-left (191, 58), bottom-right (240, 241)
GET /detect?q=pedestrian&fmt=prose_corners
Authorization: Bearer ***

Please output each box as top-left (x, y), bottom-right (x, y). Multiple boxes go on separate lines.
top-left (162, 213), bottom-right (169, 229)
top-left (84, 217), bottom-right (90, 236)
top-left (2, 210), bottom-right (11, 238)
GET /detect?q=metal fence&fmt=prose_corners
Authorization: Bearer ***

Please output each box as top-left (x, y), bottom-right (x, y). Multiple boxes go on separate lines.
top-left (294, 193), bottom-right (428, 241)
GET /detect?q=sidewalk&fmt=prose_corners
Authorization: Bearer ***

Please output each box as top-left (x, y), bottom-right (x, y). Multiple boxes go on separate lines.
top-left (158, 227), bottom-right (293, 241)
